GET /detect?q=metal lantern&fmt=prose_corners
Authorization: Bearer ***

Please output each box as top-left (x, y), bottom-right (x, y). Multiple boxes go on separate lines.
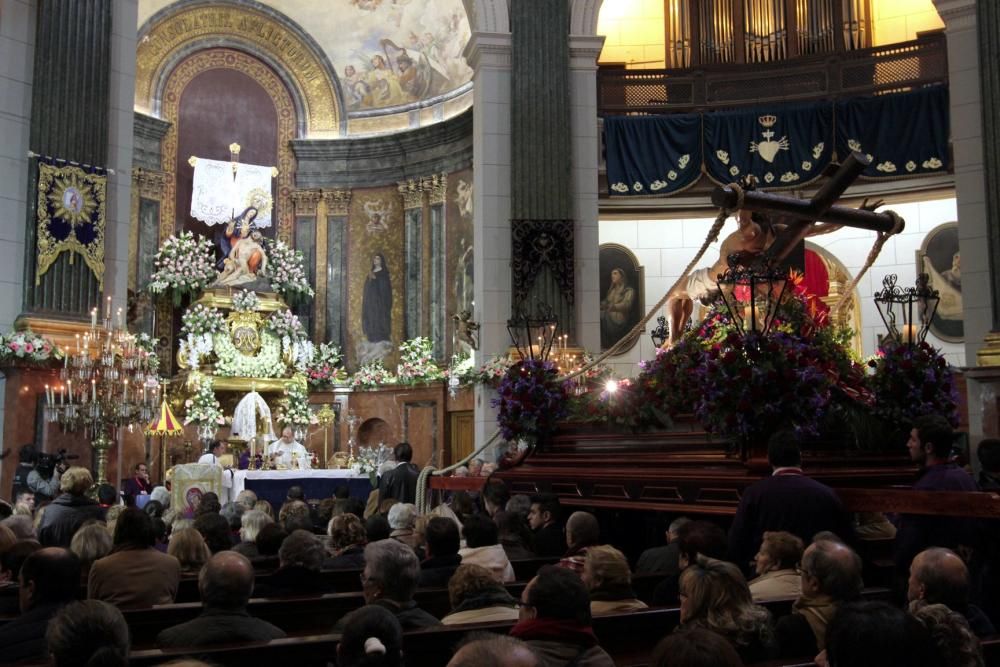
top-left (650, 315), bottom-right (669, 348)
top-left (873, 273), bottom-right (940, 346)
top-left (716, 255), bottom-right (790, 339)
top-left (507, 301), bottom-right (559, 361)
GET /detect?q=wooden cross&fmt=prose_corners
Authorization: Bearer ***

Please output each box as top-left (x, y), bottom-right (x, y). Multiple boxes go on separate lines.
top-left (711, 152), bottom-right (903, 265)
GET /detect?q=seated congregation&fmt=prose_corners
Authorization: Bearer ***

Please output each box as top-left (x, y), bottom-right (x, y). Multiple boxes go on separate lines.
top-left (0, 418), bottom-right (997, 667)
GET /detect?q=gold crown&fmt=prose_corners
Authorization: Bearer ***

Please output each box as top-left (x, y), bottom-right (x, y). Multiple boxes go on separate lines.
top-left (758, 115), bottom-right (777, 128)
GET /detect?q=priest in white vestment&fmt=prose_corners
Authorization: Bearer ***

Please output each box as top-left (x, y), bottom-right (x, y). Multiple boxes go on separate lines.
top-left (266, 427), bottom-right (310, 470)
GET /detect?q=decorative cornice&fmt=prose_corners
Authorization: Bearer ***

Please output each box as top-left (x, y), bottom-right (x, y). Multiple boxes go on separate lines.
top-left (933, 0), bottom-right (977, 30)
top-left (463, 31), bottom-right (513, 71)
top-left (568, 35), bottom-right (606, 71)
top-left (322, 189), bottom-right (352, 216)
top-left (133, 112), bottom-right (171, 141)
top-left (290, 189), bottom-right (322, 216)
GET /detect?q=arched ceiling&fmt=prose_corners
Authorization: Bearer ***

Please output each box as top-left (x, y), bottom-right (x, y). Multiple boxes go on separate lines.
top-left (138, 0), bottom-right (473, 115)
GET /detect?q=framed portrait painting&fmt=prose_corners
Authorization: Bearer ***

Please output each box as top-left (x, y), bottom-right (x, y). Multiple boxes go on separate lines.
top-left (599, 244), bottom-right (645, 353)
top-left (916, 221), bottom-right (962, 343)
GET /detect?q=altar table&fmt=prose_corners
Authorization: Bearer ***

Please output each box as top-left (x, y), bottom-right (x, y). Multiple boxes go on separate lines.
top-left (232, 469), bottom-right (373, 509)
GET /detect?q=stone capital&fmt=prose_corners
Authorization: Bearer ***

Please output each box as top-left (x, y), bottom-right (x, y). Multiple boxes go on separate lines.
top-left (322, 189), bottom-right (352, 216)
top-left (464, 31), bottom-right (513, 72)
top-left (290, 189), bottom-right (322, 216)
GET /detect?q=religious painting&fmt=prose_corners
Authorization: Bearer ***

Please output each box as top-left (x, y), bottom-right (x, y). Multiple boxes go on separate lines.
top-left (348, 187), bottom-right (405, 369)
top-left (446, 169), bottom-right (474, 358)
top-left (916, 222), bottom-right (963, 343)
top-left (170, 463), bottom-right (223, 520)
top-left (599, 244), bottom-right (645, 353)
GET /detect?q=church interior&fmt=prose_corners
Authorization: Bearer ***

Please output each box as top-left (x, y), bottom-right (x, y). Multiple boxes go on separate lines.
top-left (1, 0), bottom-right (1000, 664)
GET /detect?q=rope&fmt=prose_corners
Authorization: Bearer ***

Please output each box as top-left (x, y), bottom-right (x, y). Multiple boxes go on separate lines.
top-left (833, 209), bottom-right (905, 317)
top-left (416, 429), bottom-right (503, 514)
top-left (558, 183), bottom-right (745, 382)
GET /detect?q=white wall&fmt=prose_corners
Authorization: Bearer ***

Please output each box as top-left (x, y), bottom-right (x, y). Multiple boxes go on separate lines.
top-left (598, 194), bottom-right (962, 377)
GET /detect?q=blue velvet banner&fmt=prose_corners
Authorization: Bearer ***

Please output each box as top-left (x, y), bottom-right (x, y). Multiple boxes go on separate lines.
top-left (834, 85), bottom-right (950, 178)
top-left (604, 114), bottom-right (702, 196)
top-left (603, 86), bottom-right (950, 196)
top-left (703, 100), bottom-right (833, 188)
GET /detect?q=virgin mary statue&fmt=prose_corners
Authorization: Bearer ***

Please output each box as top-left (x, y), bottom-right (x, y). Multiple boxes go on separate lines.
top-left (363, 253), bottom-right (392, 344)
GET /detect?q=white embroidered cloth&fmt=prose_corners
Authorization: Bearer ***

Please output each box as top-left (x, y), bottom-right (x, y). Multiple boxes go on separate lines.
top-left (190, 158), bottom-right (237, 225)
top-left (231, 391), bottom-right (276, 443)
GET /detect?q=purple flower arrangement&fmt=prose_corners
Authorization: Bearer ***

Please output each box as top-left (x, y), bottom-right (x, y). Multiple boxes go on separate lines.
top-left (867, 340), bottom-right (959, 428)
top-left (493, 358), bottom-right (568, 445)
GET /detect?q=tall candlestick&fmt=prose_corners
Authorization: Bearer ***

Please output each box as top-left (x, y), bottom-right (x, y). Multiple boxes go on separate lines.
top-left (45, 384), bottom-right (49, 405)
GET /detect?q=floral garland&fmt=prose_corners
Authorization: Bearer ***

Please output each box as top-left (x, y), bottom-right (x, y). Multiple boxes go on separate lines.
top-left (868, 340), bottom-right (958, 428)
top-left (472, 355), bottom-right (514, 388)
top-left (0, 330), bottom-right (63, 366)
top-left (493, 359), bottom-right (568, 445)
top-left (184, 373), bottom-right (224, 430)
top-left (275, 379), bottom-right (313, 429)
top-left (397, 337), bottom-right (444, 384)
top-left (307, 342), bottom-right (344, 389)
top-left (148, 231), bottom-right (218, 305)
top-left (231, 289), bottom-right (260, 312)
top-left (351, 359), bottom-right (396, 388)
top-left (262, 239), bottom-right (314, 304)
top-left (213, 330), bottom-right (286, 378)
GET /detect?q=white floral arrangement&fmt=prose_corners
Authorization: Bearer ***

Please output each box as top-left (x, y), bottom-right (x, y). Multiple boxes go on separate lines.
top-left (231, 289), bottom-right (260, 312)
top-left (0, 330), bottom-right (62, 365)
top-left (262, 239), bottom-right (314, 304)
top-left (180, 304), bottom-right (227, 370)
top-left (396, 336), bottom-right (444, 384)
top-left (292, 340), bottom-right (315, 373)
top-left (184, 373), bottom-right (224, 429)
top-left (133, 332), bottom-right (160, 375)
top-left (266, 309), bottom-right (307, 342)
top-left (446, 352), bottom-right (477, 385)
top-left (350, 358), bottom-right (395, 388)
top-left (213, 330), bottom-right (286, 378)
top-left (355, 444), bottom-right (393, 482)
top-left (148, 231), bottom-right (218, 305)
top-left (307, 342), bottom-right (344, 389)
top-left (474, 355), bottom-right (514, 387)
top-left (275, 379), bottom-right (313, 429)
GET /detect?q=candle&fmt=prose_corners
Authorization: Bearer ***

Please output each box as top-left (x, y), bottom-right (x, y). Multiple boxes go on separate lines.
top-left (44, 384), bottom-right (49, 405)
top-left (106, 296), bottom-right (112, 320)
top-left (117, 307), bottom-right (123, 330)
top-left (123, 380), bottom-right (127, 402)
top-left (901, 323), bottom-right (918, 344)
top-left (91, 308), bottom-right (97, 329)
top-left (60, 386), bottom-right (64, 405)
top-left (67, 380), bottom-right (72, 404)
top-left (92, 379), bottom-right (96, 403)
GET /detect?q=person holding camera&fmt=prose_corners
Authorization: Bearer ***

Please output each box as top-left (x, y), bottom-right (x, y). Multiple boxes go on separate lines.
top-left (27, 453), bottom-right (66, 505)
top-left (11, 444), bottom-right (38, 503)
top-left (37, 467), bottom-right (104, 548)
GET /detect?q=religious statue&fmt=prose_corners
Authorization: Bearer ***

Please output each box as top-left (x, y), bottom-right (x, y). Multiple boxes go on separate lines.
top-left (452, 310), bottom-right (480, 352)
top-left (215, 207), bottom-right (268, 287)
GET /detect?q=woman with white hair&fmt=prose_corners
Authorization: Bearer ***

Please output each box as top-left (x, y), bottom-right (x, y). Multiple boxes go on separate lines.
top-left (232, 509), bottom-right (274, 559)
top-left (387, 503), bottom-right (422, 554)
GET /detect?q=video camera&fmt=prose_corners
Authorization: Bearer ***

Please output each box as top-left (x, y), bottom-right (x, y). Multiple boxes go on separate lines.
top-left (35, 448), bottom-right (79, 475)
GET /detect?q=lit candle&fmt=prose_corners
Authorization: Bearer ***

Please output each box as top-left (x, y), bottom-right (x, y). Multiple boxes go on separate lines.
top-left (122, 380), bottom-right (127, 402)
top-left (60, 386), bottom-right (64, 405)
top-left (92, 379), bottom-right (96, 403)
top-left (116, 308), bottom-right (123, 330)
top-left (106, 296), bottom-right (112, 320)
top-left (67, 380), bottom-right (72, 404)
top-left (91, 307), bottom-right (97, 329)
top-left (44, 384), bottom-right (49, 405)
top-left (901, 323), bottom-right (918, 344)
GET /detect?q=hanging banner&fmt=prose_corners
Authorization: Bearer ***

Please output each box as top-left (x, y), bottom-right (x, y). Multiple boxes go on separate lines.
top-left (35, 157), bottom-right (107, 289)
top-left (190, 158), bottom-right (275, 227)
top-left (835, 85), bottom-right (950, 178)
top-left (703, 100), bottom-right (834, 188)
top-left (605, 114), bottom-right (702, 196)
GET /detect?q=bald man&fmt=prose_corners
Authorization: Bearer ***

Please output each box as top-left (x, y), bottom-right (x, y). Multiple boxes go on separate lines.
top-left (156, 551), bottom-right (286, 648)
top-left (558, 511), bottom-right (601, 573)
top-left (908, 547), bottom-right (996, 637)
top-left (447, 634), bottom-right (538, 667)
top-left (775, 538), bottom-right (863, 658)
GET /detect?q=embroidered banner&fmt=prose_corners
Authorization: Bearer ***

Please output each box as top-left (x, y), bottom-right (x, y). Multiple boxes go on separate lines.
top-left (35, 158), bottom-right (107, 288)
top-left (190, 159), bottom-right (275, 227)
top-left (604, 114), bottom-right (702, 196)
top-left (835, 85), bottom-right (950, 178)
top-left (703, 100), bottom-right (833, 188)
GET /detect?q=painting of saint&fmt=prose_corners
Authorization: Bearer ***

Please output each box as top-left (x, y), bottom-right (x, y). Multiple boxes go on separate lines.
top-left (358, 253), bottom-right (393, 364)
top-left (917, 222), bottom-right (963, 342)
top-left (599, 244), bottom-right (644, 353)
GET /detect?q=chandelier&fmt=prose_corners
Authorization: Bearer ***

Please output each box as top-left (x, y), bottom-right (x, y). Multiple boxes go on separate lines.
top-left (44, 298), bottom-right (160, 437)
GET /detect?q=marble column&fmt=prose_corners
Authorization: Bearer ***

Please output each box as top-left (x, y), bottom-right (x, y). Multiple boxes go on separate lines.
top-left (465, 30), bottom-right (513, 453)
top-left (569, 34), bottom-right (606, 353)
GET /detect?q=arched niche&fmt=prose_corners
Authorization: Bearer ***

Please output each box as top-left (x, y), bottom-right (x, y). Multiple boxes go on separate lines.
top-left (358, 417), bottom-right (393, 448)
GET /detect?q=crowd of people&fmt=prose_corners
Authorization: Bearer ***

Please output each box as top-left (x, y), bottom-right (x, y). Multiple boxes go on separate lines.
top-left (0, 420), bottom-right (996, 666)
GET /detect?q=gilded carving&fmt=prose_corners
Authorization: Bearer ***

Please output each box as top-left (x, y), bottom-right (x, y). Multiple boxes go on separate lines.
top-left (159, 49), bottom-right (297, 246)
top-left (136, 5), bottom-right (340, 136)
top-left (291, 189), bottom-right (322, 216)
top-left (323, 190), bottom-right (352, 216)
top-left (427, 172), bottom-right (447, 206)
top-left (397, 179), bottom-right (424, 210)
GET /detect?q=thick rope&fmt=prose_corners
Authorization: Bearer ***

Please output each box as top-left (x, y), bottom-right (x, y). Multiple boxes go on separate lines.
top-left (416, 429), bottom-right (503, 513)
top-left (558, 183), bottom-right (745, 382)
top-left (833, 209), bottom-right (905, 318)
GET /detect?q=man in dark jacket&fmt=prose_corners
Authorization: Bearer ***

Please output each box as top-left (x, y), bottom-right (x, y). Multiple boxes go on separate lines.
top-left (419, 516), bottom-right (463, 587)
top-left (894, 415), bottom-right (980, 570)
top-left (335, 538), bottom-right (440, 632)
top-left (377, 442), bottom-right (420, 504)
top-left (728, 431), bottom-right (854, 572)
top-left (37, 466), bottom-right (105, 548)
top-left (157, 551), bottom-right (286, 647)
top-left (0, 547), bottom-right (81, 663)
top-left (253, 529), bottom-right (332, 597)
top-left (528, 493), bottom-right (565, 558)
top-left (908, 547), bottom-right (996, 638)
